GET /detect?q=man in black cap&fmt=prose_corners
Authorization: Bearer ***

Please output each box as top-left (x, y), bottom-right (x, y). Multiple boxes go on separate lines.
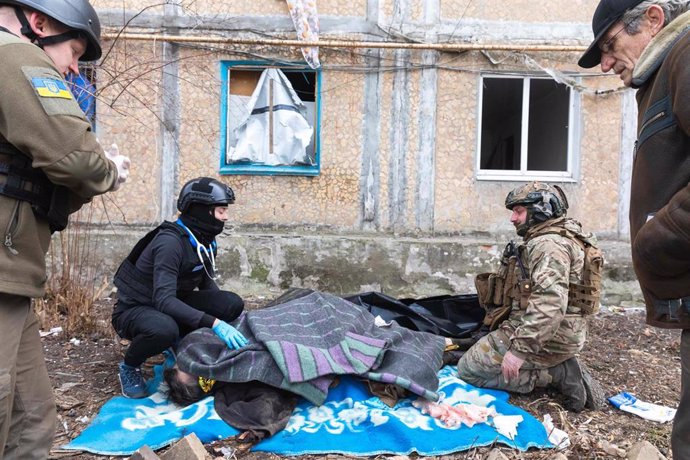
top-left (580, 1), bottom-right (690, 458)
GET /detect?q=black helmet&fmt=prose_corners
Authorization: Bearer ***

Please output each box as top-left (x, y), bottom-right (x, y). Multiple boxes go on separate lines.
top-left (177, 177), bottom-right (235, 214)
top-left (3, 0), bottom-right (102, 61)
top-left (505, 182), bottom-right (569, 235)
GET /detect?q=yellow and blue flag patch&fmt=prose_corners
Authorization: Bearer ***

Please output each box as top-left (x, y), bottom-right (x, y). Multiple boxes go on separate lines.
top-left (31, 77), bottom-right (73, 100)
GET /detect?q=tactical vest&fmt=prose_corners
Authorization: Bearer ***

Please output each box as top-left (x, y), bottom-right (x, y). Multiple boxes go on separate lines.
top-left (475, 218), bottom-right (603, 329)
top-left (113, 221), bottom-right (215, 305)
top-left (0, 139), bottom-right (70, 232)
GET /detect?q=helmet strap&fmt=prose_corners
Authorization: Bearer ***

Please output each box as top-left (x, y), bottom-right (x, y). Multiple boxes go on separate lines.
top-left (14, 6), bottom-right (38, 42)
top-left (37, 30), bottom-right (84, 47)
top-left (13, 7), bottom-right (83, 52)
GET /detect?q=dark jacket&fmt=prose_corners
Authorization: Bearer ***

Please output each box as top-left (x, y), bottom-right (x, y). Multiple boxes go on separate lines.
top-left (630, 12), bottom-right (690, 329)
top-left (113, 221), bottom-right (218, 328)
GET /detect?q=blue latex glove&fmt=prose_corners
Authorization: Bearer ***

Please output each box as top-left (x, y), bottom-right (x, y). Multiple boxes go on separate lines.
top-left (212, 320), bottom-right (249, 350)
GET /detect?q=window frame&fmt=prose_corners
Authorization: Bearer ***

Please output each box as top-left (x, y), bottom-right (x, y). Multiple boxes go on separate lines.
top-left (219, 60), bottom-right (322, 176)
top-left (475, 73), bottom-right (581, 182)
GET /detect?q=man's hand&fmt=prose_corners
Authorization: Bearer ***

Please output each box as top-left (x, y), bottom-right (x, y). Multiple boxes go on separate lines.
top-left (212, 319), bottom-right (249, 350)
top-left (501, 350), bottom-right (525, 383)
top-left (104, 143), bottom-right (131, 191)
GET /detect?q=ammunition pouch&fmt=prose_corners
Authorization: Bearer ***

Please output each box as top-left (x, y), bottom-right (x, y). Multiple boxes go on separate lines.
top-left (474, 272), bottom-right (492, 308)
top-left (482, 305), bottom-right (512, 331)
top-left (475, 254), bottom-right (523, 330)
top-left (0, 142), bottom-right (69, 232)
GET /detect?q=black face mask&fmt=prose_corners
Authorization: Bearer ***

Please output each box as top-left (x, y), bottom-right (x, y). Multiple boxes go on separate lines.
top-left (178, 204), bottom-right (224, 245)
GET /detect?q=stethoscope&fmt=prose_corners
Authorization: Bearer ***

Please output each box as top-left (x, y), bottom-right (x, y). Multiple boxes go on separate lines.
top-left (175, 219), bottom-right (217, 280)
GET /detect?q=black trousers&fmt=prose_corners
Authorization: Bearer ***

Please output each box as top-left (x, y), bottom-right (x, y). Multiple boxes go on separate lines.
top-left (112, 290), bottom-right (244, 367)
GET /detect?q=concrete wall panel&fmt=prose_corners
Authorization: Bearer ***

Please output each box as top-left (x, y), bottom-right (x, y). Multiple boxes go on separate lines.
top-left (91, 40), bottom-right (163, 224)
top-left (441, 0), bottom-right (599, 23)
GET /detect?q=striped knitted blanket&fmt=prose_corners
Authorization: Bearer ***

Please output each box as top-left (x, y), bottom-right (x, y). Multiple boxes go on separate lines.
top-left (177, 291), bottom-right (445, 405)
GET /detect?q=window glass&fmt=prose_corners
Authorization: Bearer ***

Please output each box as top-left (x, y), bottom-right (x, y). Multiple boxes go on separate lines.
top-left (478, 75), bottom-right (576, 181)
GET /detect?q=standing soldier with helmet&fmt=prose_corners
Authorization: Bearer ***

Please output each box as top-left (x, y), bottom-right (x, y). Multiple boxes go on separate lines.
top-left (457, 182), bottom-right (605, 412)
top-left (111, 177), bottom-right (247, 400)
top-left (0, 0), bottom-right (131, 458)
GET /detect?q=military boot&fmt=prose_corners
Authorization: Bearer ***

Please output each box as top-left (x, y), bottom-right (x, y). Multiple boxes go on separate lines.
top-left (547, 357), bottom-right (586, 412)
top-left (580, 362), bottom-right (605, 410)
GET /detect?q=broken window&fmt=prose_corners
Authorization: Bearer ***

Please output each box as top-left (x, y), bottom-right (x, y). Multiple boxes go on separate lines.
top-left (220, 63), bottom-right (320, 176)
top-left (477, 75), bottom-right (578, 181)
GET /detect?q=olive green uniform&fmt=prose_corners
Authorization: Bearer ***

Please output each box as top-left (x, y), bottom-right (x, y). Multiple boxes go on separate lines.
top-left (457, 218), bottom-right (591, 393)
top-left (0, 30), bottom-right (118, 460)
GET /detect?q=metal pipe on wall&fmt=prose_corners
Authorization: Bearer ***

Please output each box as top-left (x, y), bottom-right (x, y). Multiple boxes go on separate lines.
top-left (101, 32), bottom-right (587, 52)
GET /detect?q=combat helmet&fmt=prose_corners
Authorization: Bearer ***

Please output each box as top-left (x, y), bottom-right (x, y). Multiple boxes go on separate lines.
top-left (505, 181), bottom-right (568, 236)
top-left (2, 0), bottom-right (102, 60)
top-left (176, 177), bottom-right (235, 245)
top-left (177, 177), bottom-right (235, 213)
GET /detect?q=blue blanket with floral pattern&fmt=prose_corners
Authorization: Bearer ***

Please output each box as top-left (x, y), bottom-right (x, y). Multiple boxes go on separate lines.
top-left (62, 362), bottom-right (552, 456)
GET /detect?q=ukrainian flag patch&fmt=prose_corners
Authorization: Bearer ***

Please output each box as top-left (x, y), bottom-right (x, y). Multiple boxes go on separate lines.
top-left (31, 77), bottom-right (73, 99)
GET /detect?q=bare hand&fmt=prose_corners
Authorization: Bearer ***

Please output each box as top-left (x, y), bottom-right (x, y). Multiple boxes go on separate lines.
top-left (501, 351), bottom-right (525, 383)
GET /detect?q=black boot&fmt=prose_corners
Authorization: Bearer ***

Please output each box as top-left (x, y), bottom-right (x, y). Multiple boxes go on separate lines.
top-left (547, 357), bottom-right (586, 412)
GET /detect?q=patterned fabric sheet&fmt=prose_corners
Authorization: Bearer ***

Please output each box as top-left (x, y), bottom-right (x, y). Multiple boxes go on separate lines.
top-left (62, 363), bottom-right (553, 456)
top-left (285, 0), bottom-right (320, 68)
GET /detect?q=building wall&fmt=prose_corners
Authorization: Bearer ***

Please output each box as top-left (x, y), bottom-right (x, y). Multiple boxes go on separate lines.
top-left (76, 0), bottom-right (641, 299)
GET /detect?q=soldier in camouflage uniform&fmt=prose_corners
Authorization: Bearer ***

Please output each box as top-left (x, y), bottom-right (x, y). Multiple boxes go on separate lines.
top-left (457, 182), bottom-right (604, 412)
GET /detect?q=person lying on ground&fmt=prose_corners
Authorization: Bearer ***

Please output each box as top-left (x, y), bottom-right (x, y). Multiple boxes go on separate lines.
top-left (163, 290), bottom-right (448, 408)
top-left (161, 290), bottom-right (473, 442)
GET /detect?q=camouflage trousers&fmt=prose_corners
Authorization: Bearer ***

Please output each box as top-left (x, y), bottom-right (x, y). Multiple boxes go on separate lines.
top-left (456, 328), bottom-right (571, 394)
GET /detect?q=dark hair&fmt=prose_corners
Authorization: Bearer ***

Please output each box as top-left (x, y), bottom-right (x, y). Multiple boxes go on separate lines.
top-left (163, 367), bottom-right (206, 406)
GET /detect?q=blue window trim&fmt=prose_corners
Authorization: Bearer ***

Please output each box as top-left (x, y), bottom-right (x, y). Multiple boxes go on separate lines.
top-left (219, 60), bottom-right (321, 176)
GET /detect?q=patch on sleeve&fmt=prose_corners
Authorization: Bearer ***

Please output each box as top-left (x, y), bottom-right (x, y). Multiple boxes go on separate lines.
top-left (31, 76), bottom-right (73, 99)
top-left (21, 66), bottom-right (84, 118)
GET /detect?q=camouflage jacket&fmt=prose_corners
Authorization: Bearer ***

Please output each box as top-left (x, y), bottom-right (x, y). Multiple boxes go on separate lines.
top-left (501, 218), bottom-right (591, 363)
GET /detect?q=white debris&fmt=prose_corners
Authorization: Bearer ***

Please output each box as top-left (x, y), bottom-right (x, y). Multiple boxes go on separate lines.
top-left (39, 326), bottom-right (63, 337)
top-left (542, 414), bottom-right (570, 450)
top-left (493, 414), bottom-right (523, 440)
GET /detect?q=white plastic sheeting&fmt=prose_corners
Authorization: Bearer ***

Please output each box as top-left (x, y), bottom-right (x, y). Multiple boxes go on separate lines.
top-left (227, 68), bottom-right (315, 167)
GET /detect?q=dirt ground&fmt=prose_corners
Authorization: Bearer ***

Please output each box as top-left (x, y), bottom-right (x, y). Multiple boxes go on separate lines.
top-left (44, 298), bottom-right (682, 460)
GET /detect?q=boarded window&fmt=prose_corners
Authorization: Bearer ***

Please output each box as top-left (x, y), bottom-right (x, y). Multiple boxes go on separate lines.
top-left (220, 62), bottom-right (320, 176)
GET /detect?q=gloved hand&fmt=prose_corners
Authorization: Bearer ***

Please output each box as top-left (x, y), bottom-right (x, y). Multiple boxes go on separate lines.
top-left (212, 320), bottom-right (249, 350)
top-left (103, 143), bottom-right (131, 191)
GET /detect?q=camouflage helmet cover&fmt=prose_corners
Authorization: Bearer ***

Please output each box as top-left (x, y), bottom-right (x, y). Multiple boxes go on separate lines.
top-left (505, 181), bottom-right (569, 230)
